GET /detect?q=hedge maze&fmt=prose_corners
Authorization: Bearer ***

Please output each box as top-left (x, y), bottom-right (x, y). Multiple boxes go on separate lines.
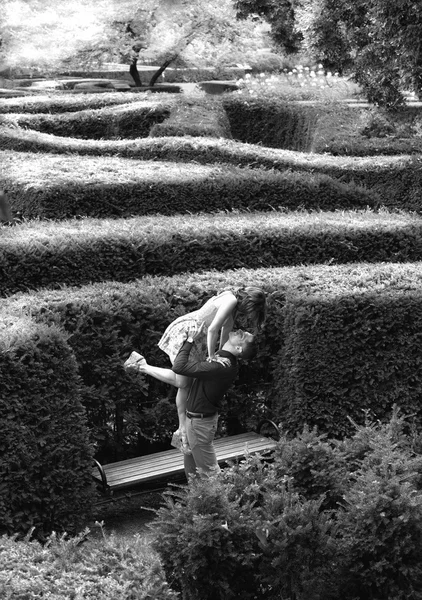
top-left (1, 89), bottom-right (422, 534)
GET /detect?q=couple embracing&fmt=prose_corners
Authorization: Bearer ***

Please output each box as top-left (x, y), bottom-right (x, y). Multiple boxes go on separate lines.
top-left (124, 287), bottom-right (266, 479)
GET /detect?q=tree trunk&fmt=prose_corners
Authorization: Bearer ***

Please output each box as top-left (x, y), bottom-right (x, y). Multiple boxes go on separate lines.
top-left (149, 56), bottom-right (176, 87)
top-left (129, 58), bottom-right (143, 87)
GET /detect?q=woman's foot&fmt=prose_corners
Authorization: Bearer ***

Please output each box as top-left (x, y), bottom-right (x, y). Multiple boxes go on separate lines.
top-left (124, 351), bottom-right (147, 374)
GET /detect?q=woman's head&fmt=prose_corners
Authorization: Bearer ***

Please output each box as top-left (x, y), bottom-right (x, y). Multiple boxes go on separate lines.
top-left (236, 286), bottom-right (266, 330)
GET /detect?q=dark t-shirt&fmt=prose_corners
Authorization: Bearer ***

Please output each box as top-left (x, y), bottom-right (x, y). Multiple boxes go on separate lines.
top-left (172, 341), bottom-right (238, 413)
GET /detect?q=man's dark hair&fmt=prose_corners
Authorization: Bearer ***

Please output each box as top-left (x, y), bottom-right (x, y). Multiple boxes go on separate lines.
top-left (241, 337), bottom-right (257, 360)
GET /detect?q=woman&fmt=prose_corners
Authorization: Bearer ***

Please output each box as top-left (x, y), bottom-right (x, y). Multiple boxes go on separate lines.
top-left (128, 287), bottom-right (266, 452)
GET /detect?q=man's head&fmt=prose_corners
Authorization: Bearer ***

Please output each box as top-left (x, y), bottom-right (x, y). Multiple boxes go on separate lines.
top-left (226, 329), bottom-right (256, 360)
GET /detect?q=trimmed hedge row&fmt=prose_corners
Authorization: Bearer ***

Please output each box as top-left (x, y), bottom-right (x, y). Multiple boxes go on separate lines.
top-left (1, 126), bottom-right (421, 211)
top-left (223, 96), bottom-right (422, 156)
top-left (272, 261), bottom-right (422, 438)
top-left (0, 91), bottom-right (155, 114)
top-left (0, 100), bottom-right (174, 139)
top-left (310, 103), bottom-right (422, 156)
top-left (2, 210), bottom-right (422, 297)
top-left (3, 263), bottom-right (422, 458)
top-left (0, 150), bottom-right (375, 220)
top-left (149, 98), bottom-right (232, 139)
top-left (222, 96), bottom-right (320, 152)
top-left (0, 315), bottom-right (94, 538)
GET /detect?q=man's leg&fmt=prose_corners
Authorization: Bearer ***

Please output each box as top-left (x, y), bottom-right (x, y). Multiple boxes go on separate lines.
top-left (184, 415), bottom-right (220, 479)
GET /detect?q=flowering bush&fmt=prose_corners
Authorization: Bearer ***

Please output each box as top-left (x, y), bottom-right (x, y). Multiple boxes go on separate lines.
top-left (236, 65), bottom-right (361, 102)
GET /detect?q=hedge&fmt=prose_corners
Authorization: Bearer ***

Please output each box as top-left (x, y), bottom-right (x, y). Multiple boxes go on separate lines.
top-left (0, 315), bottom-right (95, 538)
top-left (1, 126), bottom-right (421, 210)
top-left (310, 104), bottom-right (422, 156)
top-left (272, 261), bottom-right (422, 438)
top-left (0, 150), bottom-right (375, 220)
top-left (3, 263), bottom-right (422, 458)
top-left (0, 268), bottom-right (286, 460)
top-left (149, 98), bottom-right (232, 139)
top-left (222, 97), bottom-right (422, 157)
top-left (222, 96), bottom-right (320, 152)
top-left (0, 91), bottom-right (157, 114)
top-left (0, 100), bottom-right (174, 139)
top-left (2, 209), bottom-right (422, 297)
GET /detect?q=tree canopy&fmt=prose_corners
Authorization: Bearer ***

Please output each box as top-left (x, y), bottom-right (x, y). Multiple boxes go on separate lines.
top-left (235, 0), bottom-right (422, 108)
top-left (0, 0), bottom-right (271, 85)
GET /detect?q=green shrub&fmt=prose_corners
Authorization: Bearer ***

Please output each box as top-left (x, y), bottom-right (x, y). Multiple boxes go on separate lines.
top-left (0, 91), bottom-right (154, 114)
top-left (273, 268), bottom-right (422, 438)
top-left (4, 209), bottom-right (422, 297)
top-left (150, 98), bottom-right (232, 139)
top-left (0, 267), bottom-right (285, 459)
top-left (1, 149), bottom-right (375, 220)
top-left (151, 411), bottom-right (422, 600)
top-left (336, 410), bottom-right (422, 600)
top-left (4, 262), bottom-right (422, 458)
top-left (0, 316), bottom-right (95, 538)
top-left (223, 95), bottom-right (320, 151)
top-left (1, 121), bottom-right (421, 209)
top-left (1, 100), bottom-right (173, 139)
top-left (311, 104), bottom-right (422, 156)
top-left (0, 528), bottom-right (177, 599)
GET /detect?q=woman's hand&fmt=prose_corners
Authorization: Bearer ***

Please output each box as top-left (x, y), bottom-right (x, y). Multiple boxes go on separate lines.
top-left (186, 321), bottom-right (205, 342)
top-left (208, 355), bottom-right (231, 367)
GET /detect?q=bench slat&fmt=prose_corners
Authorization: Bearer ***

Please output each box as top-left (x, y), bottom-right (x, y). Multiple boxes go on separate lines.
top-left (93, 432), bottom-right (276, 491)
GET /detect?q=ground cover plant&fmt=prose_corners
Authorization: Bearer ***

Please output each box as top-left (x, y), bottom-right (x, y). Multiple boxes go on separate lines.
top-left (2, 66), bottom-right (422, 598)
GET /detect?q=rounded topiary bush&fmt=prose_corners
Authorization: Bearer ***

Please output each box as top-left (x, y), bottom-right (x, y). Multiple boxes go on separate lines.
top-left (0, 316), bottom-right (95, 539)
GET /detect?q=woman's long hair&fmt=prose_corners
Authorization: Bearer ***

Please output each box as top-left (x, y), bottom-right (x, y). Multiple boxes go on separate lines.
top-left (234, 287), bottom-right (266, 331)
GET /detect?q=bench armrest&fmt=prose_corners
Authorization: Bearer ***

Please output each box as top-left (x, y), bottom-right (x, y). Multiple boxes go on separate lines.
top-left (93, 459), bottom-right (109, 492)
top-left (257, 419), bottom-right (281, 441)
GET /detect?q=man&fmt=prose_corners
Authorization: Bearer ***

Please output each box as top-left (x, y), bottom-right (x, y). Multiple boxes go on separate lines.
top-left (125, 324), bottom-right (257, 478)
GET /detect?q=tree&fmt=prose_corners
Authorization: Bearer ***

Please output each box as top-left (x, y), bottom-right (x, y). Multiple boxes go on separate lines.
top-left (233, 0), bottom-right (422, 109)
top-left (235, 0), bottom-right (303, 54)
top-left (302, 0), bottom-right (422, 108)
top-left (0, 0), bottom-right (270, 86)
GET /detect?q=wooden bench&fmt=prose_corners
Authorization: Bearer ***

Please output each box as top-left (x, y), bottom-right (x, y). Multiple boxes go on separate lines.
top-left (92, 419), bottom-right (280, 499)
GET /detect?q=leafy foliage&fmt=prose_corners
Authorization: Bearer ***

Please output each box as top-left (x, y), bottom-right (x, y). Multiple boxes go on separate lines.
top-left (0, 316), bottom-right (95, 538)
top-left (0, 527), bottom-right (177, 599)
top-left (150, 410), bottom-right (422, 599)
top-left (304, 0), bottom-right (422, 109)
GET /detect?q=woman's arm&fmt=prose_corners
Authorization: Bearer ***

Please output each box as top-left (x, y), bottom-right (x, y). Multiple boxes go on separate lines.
top-left (206, 293), bottom-right (237, 358)
top-left (219, 315), bottom-right (234, 350)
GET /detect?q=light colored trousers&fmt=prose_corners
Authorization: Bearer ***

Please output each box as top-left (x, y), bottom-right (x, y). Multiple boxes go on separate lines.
top-left (184, 414), bottom-right (221, 479)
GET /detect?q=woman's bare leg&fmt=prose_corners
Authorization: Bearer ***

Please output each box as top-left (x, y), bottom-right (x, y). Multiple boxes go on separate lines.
top-left (134, 360), bottom-right (192, 453)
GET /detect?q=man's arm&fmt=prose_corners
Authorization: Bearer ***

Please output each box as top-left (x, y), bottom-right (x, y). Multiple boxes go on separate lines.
top-left (172, 340), bottom-right (232, 380)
